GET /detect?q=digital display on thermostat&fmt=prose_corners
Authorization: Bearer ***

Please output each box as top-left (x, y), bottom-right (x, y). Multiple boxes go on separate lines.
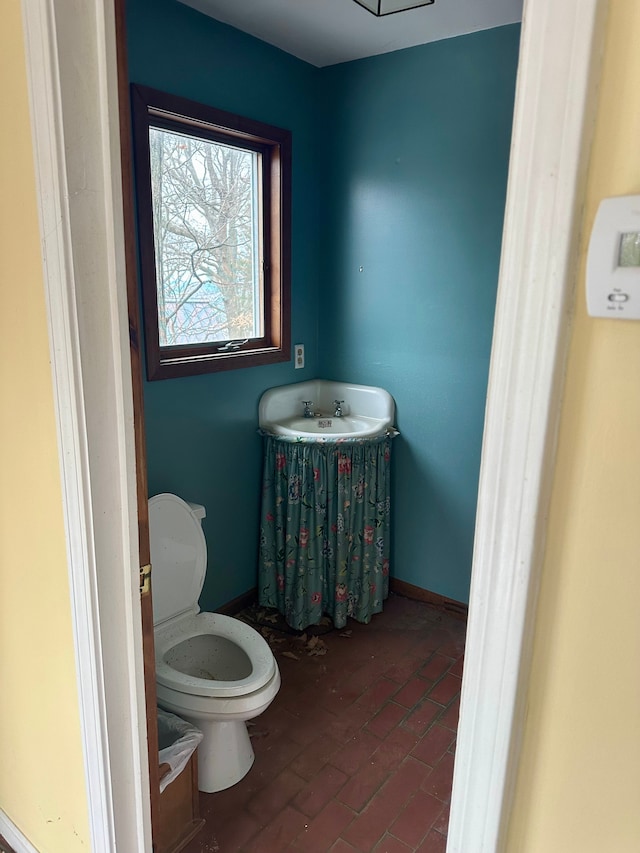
top-left (618, 231), bottom-right (640, 267)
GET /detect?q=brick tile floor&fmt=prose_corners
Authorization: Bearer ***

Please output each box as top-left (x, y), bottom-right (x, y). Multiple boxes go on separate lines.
top-left (184, 593), bottom-right (466, 852)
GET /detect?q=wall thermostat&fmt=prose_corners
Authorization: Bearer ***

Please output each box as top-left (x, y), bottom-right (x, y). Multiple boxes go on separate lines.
top-left (586, 194), bottom-right (640, 319)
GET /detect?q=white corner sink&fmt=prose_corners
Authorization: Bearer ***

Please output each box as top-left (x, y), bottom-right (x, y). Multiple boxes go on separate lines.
top-left (259, 380), bottom-right (395, 440)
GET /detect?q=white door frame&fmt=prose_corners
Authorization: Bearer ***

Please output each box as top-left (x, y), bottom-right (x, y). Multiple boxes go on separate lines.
top-left (18, 0), bottom-right (605, 850)
top-left (447, 0), bottom-right (605, 848)
top-left (20, 0), bottom-right (151, 851)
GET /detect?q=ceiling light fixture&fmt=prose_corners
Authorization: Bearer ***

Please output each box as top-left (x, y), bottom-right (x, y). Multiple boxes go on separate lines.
top-left (353, 0), bottom-right (435, 17)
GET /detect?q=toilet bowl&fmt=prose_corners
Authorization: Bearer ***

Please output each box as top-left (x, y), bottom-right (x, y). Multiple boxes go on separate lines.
top-left (149, 492), bottom-right (281, 793)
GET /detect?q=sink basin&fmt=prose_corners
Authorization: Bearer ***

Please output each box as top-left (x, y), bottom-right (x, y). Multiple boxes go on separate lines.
top-left (268, 414), bottom-right (387, 440)
top-left (259, 380), bottom-right (395, 440)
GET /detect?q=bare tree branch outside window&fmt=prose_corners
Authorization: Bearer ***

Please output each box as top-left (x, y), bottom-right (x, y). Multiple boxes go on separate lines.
top-left (149, 127), bottom-right (261, 346)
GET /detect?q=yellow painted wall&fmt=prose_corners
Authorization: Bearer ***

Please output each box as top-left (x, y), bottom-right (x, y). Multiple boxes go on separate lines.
top-left (506, 2), bottom-right (640, 850)
top-left (0, 3), bottom-right (90, 851)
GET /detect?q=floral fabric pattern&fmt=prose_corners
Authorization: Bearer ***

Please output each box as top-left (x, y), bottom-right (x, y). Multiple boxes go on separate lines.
top-left (258, 433), bottom-right (395, 630)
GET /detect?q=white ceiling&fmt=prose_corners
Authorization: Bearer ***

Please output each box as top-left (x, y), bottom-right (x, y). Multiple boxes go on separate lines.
top-left (177, 0), bottom-right (523, 68)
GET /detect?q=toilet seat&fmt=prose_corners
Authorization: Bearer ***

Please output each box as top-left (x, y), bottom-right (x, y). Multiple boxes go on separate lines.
top-left (155, 612), bottom-right (277, 698)
top-left (149, 493), bottom-right (207, 626)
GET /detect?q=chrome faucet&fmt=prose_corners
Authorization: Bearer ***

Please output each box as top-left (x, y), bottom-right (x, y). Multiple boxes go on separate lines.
top-left (302, 401), bottom-right (314, 418)
top-left (334, 400), bottom-right (344, 417)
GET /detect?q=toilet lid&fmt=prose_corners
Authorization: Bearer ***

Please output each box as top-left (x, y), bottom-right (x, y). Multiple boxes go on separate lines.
top-left (149, 493), bottom-right (207, 626)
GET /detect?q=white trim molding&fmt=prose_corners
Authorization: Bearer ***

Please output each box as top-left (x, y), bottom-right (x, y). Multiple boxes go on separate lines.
top-left (20, 0), bottom-right (151, 851)
top-left (0, 811), bottom-right (40, 853)
top-left (447, 1), bottom-right (606, 851)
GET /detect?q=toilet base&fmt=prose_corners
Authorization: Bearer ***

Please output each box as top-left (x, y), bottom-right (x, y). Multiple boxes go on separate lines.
top-left (187, 717), bottom-right (255, 793)
top-left (154, 641), bottom-right (281, 793)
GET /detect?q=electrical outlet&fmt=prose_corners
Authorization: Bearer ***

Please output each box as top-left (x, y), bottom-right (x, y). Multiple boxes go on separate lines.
top-left (294, 343), bottom-right (305, 369)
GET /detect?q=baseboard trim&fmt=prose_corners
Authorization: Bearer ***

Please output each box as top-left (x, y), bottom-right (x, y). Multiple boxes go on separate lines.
top-left (390, 578), bottom-right (468, 620)
top-left (216, 587), bottom-right (258, 616)
top-left (217, 583), bottom-right (467, 621)
top-left (0, 812), bottom-right (37, 853)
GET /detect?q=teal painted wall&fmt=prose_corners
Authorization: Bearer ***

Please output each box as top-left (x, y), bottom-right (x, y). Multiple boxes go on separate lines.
top-left (127, 0), bottom-right (323, 609)
top-left (321, 26), bottom-right (520, 603)
top-left (127, 0), bottom-right (519, 609)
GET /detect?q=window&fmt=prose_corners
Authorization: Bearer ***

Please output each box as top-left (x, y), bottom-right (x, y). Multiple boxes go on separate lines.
top-left (130, 85), bottom-right (291, 380)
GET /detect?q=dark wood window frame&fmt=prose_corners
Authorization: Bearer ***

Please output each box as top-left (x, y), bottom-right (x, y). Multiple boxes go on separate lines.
top-left (130, 84), bottom-right (291, 380)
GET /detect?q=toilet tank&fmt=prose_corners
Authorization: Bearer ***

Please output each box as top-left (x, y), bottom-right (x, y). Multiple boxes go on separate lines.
top-left (186, 501), bottom-right (206, 521)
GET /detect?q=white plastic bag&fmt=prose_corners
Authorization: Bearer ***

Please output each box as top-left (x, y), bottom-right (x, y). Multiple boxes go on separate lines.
top-left (157, 709), bottom-right (203, 793)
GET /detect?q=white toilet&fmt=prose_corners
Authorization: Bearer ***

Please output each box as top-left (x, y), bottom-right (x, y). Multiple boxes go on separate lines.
top-left (149, 492), bottom-right (281, 793)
